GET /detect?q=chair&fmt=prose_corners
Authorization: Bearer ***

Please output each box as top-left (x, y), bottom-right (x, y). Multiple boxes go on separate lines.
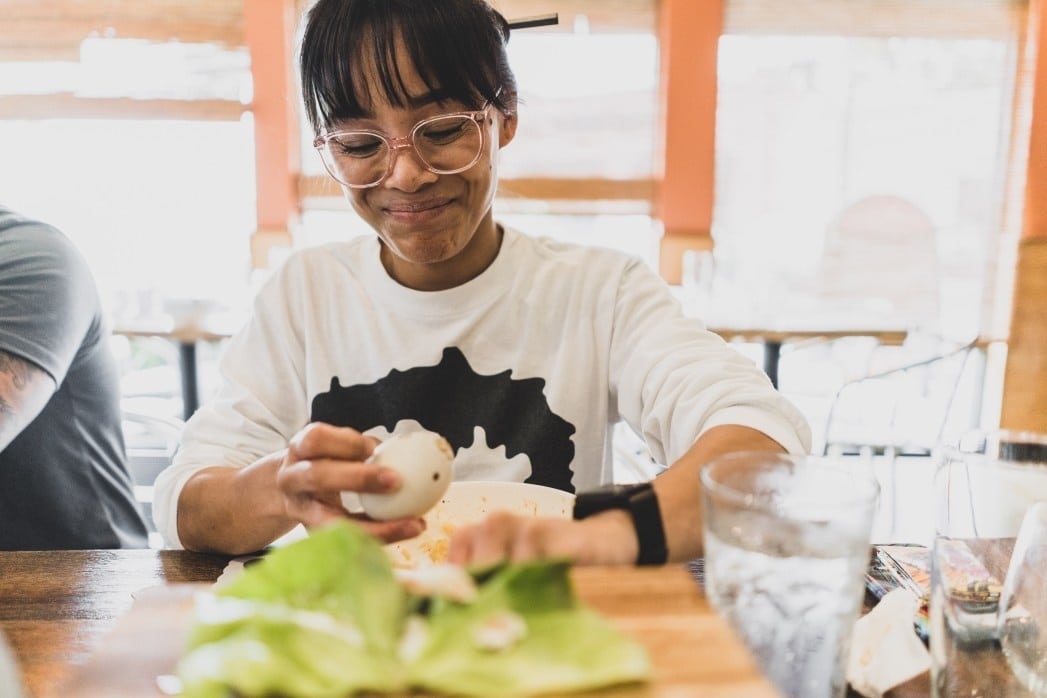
top-left (822, 337), bottom-right (982, 538)
top-left (121, 410), bottom-right (185, 534)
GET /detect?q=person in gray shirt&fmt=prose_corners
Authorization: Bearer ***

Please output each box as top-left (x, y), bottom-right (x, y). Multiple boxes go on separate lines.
top-left (0, 205), bottom-right (148, 549)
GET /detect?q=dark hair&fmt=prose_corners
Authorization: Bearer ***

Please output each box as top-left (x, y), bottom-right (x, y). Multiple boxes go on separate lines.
top-left (299, 0), bottom-right (517, 134)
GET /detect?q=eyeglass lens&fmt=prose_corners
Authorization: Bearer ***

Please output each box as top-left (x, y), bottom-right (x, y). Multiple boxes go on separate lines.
top-left (320, 114), bottom-right (483, 187)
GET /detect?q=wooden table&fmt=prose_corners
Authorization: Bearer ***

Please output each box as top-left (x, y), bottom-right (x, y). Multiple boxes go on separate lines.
top-left (707, 325), bottom-right (909, 389)
top-left (0, 550), bottom-right (230, 697)
top-left (0, 550), bottom-right (778, 698)
top-left (114, 320), bottom-right (236, 420)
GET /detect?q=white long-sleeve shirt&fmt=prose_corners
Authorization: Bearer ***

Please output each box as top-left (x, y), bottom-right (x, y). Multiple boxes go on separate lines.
top-left (154, 227), bottom-right (810, 548)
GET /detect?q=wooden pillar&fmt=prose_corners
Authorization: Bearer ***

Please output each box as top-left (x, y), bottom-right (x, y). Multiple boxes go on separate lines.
top-left (656, 0), bottom-right (722, 284)
top-left (1001, 0), bottom-right (1047, 431)
top-left (243, 0), bottom-right (300, 268)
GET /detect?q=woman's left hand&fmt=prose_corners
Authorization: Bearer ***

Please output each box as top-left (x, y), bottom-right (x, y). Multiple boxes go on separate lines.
top-left (447, 509), bottom-right (638, 566)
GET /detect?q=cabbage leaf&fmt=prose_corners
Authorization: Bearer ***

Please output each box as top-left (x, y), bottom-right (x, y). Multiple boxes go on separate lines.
top-left (177, 522), bottom-right (650, 697)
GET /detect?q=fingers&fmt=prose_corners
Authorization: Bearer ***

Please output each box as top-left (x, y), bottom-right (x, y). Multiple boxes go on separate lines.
top-left (290, 493), bottom-right (425, 540)
top-left (448, 513), bottom-right (578, 567)
top-left (276, 456), bottom-right (399, 497)
top-left (273, 424), bottom-right (429, 549)
top-left (290, 422), bottom-right (379, 462)
top-left (355, 516), bottom-right (427, 543)
top-left (278, 423), bottom-right (399, 499)
top-left (277, 423), bottom-right (408, 533)
top-left (286, 494), bottom-right (353, 529)
top-left (296, 509), bottom-right (425, 543)
top-left (448, 511), bottom-right (642, 567)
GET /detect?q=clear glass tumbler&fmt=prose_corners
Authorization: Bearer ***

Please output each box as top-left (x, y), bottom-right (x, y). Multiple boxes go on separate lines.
top-left (930, 437), bottom-right (1047, 697)
top-left (700, 452), bottom-right (879, 698)
top-left (998, 502), bottom-right (1047, 694)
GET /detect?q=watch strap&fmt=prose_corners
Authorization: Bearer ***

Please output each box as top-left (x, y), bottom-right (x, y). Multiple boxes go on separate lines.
top-left (573, 482), bottom-right (668, 566)
top-left (627, 484), bottom-right (668, 566)
top-left (572, 484), bottom-right (634, 520)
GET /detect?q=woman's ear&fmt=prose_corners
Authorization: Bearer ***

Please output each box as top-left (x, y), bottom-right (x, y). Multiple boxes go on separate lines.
top-left (498, 111), bottom-right (518, 148)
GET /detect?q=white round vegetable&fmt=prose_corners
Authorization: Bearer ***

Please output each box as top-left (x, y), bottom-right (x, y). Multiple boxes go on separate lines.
top-left (348, 430), bottom-right (454, 521)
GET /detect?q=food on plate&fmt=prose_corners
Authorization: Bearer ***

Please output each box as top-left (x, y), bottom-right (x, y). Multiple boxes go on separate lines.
top-left (176, 522), bottom-right (650, 697)
top-left (471, 609), bottom-right (528, 651)
top-left (387, 481), bottom-right (575, 567)
top-left (393, 564), bottom-right (477, 603)
top-left (344, 430), bottom-right (454, 521)
top-left (411, 522), bottom-right (456, 566)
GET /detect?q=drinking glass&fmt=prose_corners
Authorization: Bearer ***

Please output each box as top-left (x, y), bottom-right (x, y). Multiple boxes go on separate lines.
top-left (930, 437), bottom-right (1047, 697)
top-left (998, 502), bottom-right (1047, 693)
top-left (700, 452), bottom-right (879, 698)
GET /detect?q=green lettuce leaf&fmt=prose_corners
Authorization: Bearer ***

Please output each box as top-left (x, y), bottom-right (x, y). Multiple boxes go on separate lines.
top-left (215, 519), bottom-right (407, 655)
top-left (178, 597), bottom-right (404, 697)
top-left (410, 561), bottom-right (651, 696)
top-left (179, 523), bottom-right (408, 697)
top-left (177, 521), bottom-right (650, 697)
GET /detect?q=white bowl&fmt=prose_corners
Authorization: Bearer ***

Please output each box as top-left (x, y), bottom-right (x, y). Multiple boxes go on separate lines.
top-left (386, 481), bottom-right (575, 567)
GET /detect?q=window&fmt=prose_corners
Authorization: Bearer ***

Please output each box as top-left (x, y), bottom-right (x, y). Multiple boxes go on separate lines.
top-left (714, 1), bottom-right (1024, 340)
top-left (1, 6), bottom-right (253, 420)
top-left (500, 30), bottom-right (658, 180)
top-left (0, 36), bottom-right (255, 311)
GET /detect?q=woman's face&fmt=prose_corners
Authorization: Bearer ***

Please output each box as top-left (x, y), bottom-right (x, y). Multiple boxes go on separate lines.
top-left (336, 40), bottom-right (517, 291)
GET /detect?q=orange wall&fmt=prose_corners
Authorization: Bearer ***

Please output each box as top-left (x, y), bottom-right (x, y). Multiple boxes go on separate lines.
top-left (1024, 0), bottom-right (1047, 238)
top-left (1002, 0), bottom-right (1047, 430)
top-left (244, 0), bottom-right (300, 253)
top-left (657, 0), bottom-right (722, 281)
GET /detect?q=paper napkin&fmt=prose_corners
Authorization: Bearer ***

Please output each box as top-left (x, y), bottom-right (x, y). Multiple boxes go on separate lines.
top-left (847, 589), bottom-right (931, 698)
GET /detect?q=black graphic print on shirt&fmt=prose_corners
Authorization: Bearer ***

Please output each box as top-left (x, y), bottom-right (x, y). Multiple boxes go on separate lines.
top-left (310, 347), bottom-right (577, 492)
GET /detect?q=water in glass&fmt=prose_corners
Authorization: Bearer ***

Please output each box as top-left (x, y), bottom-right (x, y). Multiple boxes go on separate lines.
top-left (701, 453), bottom-right (877, 698)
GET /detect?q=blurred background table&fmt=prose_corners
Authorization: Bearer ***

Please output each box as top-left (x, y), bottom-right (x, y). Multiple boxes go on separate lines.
top-left (114, 317), bottom-right (238, 420)
top-left (707, 324), bottom-right (909, 388)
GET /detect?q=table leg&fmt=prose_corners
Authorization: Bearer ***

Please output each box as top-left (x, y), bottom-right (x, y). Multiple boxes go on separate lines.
top-left (178, 342), bottom-right (199, 420)
top-left (763, 341), bottom-right (782, 389)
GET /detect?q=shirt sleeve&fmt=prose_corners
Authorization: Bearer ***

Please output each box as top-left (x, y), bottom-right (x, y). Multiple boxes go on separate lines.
top-left (0, 223), bottom-right (97, 384)
top-left (608, 257), bottom-right (812, 464)
top-left (152, 259), bottom-right (312, 549)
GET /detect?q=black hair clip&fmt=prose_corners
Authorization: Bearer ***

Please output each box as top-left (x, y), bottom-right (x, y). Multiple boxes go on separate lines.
top-left (507, 13), bottom-right (559, 30)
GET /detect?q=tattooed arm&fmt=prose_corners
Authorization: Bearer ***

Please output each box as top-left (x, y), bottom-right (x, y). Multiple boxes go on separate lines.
top-left (0, 349), bottom-right (56, 452)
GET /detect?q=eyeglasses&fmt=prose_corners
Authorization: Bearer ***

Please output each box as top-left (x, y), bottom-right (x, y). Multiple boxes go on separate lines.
top-left (313, 100), bottom-right (496, 189)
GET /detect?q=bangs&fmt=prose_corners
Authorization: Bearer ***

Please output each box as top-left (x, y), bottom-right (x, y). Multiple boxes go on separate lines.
top-left (300, 0), bottom-right (514, 133)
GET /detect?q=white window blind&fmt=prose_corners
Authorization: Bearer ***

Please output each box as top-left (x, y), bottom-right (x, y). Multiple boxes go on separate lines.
top-left (724, 0), bottom-right (1026, 39)
top-left (713, 0), bottom-right (1026, 340)
top-left (0, 1), bottom-right (255, 308)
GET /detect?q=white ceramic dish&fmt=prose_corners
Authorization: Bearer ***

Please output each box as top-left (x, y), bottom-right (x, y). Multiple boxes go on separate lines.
top-left (386, 481), bottom-right (576, 568)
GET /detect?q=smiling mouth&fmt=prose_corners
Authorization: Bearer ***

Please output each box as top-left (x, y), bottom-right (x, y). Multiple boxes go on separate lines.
top-left (384, 199), bottom-right (452, 214)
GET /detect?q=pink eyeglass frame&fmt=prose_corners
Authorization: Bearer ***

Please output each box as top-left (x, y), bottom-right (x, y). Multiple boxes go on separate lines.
top-left (313, 95), bottom-right (503, 189)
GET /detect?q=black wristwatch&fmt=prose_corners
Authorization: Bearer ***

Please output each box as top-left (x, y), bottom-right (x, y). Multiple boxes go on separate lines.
top-left (573, 482), bottom-right (668, 565)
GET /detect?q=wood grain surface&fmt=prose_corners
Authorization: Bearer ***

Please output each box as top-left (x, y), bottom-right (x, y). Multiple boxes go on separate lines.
top-left (0, 551), bottom-right (778, 698)
top-left (0, 550), bottom-right (229, 698)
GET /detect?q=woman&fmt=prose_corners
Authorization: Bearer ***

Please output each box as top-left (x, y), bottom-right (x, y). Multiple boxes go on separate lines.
top-left (154, 0), bottom-right (810, 564)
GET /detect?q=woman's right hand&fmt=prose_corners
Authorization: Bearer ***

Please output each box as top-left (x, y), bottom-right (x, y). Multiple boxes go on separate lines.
top-left (274, 422), bottom-right (426, 542)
